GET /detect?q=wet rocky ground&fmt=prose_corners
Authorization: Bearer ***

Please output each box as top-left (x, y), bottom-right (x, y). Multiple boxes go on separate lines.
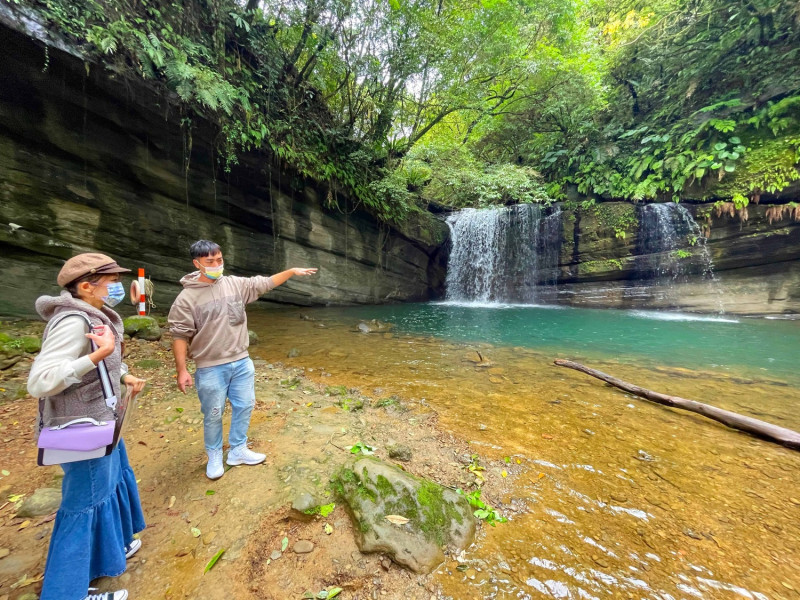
top-left (0, 323), bottom-right (512, 600)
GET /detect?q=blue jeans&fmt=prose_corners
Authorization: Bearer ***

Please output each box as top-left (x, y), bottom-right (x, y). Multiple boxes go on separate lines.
top-left (195, 357), bottom-right (256, 451)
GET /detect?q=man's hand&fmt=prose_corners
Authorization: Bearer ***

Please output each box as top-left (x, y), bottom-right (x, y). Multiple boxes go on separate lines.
top-left (270, 267), bottom-right (319, 287)
top-left (177, 369), bottom-right (193, 393)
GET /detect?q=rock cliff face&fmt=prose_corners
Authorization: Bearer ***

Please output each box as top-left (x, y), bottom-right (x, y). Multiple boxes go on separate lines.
top-left (0, 24), bottom-right (448, 318)
top-left (555, 201), bottom-right (800, 315)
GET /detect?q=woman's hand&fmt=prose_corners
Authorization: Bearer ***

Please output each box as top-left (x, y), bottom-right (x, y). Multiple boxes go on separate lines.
top-left (291, 267), bottom-right (318, 276)
top-left (86, 325), bottom-right (116, 364)
top-left (123, 374), bottom-right (146, 395)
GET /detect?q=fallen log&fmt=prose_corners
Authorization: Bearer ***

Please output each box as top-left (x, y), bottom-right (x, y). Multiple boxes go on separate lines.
top-left (553, 359), bottom-right (800, 451)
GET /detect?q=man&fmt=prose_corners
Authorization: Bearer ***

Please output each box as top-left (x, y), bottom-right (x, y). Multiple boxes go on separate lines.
top-left (168, 240), bottom-right (317, 479)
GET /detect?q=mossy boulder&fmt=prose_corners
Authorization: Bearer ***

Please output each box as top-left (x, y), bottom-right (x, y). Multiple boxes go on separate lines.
top-left (16, 487), bottom-right (62, 518)
top-left (0, 331), bottom-right (37, 369)
top-left (122, 316), bottom-right (162, 341)
top-left (333, 458), bottom-right (475, 573)
top-left (248, 329), bottom-right (258, 345)
top-left (19, 336), bottom-right (42, 353)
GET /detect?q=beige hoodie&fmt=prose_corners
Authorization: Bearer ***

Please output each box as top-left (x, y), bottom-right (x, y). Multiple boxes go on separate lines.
top-left (168, 272), bottom-right (274, 368)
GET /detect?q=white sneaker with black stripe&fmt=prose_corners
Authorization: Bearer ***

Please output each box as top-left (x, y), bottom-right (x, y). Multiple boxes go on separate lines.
top-left (125, 538), bottom-right (141, 559)
top-left (83, 589), bottom-right (128, 600)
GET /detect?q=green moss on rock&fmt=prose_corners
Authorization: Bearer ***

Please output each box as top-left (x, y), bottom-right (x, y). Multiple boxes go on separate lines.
top-left (123, 316), bottom-right (162, 341)
top-left (707, 134), bottom-right (800, 199)
top-left (334, 457), bottom-right (476, 573)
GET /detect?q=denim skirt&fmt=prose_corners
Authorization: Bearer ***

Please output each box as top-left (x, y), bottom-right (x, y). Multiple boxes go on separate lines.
top-left (40, 439), bottom-right (146, 600)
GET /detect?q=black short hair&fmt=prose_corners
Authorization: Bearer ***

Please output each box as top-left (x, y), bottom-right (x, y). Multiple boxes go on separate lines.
top-left (64, 273), bottom-right (105, 298)
top-left (190, 240), bottom-right (221, 259)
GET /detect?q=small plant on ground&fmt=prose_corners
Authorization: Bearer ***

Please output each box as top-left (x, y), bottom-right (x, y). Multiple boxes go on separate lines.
top-left (457, 489), bottom-right (507, 526)
top-left (280, 377), bottom-right (301, 390)
top-left (303, 502), bottom-right (336, 517)
top-left (374, 396), bottom-right (400, 408)
top-left (324, 385), bottom-right (348, 396)
top-left (348, 441), bottom-right (375, 455)
top-left (338, 397), bottom-right (364, 411)
top-left (302, 587), bottom-right (342, 599)
top-left (464, 454), bottom-right (485, 485)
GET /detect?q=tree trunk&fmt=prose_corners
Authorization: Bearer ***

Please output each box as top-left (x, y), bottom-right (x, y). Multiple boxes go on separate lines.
top-left (553, 359), bottom-right (800, 451)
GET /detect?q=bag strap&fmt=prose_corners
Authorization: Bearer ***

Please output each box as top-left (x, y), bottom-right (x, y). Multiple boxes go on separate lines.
top-left (48, 417), bottom-right (109, 430)
top-left (46, 313), bottom-right (118, 412)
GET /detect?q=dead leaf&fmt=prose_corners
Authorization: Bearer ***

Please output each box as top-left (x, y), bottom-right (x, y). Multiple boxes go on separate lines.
top-left (10, 573), bottom-right (43, 589)
top-left (18, 520), bottom-right (30, 530)
top-left (168, 496), bottom-right (176, 509)
top-left (542, 434), bottom-right (554, 440)
top-left (384, 515), bottom-right (410, 525)
top-left (34, 513), bottom-right (57, 527)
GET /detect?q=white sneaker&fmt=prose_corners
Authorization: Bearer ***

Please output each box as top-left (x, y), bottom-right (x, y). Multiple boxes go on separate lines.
top-left (83, 590), bottom-right (128, 600)
top-left (226, 444), bottom-right (266, 466)
top-left (124, 538), bottom-right (141, 559)
top-left (206, 448), bottom-right (224, 479)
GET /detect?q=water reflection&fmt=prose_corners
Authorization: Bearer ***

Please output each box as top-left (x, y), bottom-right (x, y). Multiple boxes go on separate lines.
top-left (247, 304), bottom-right (800, 599)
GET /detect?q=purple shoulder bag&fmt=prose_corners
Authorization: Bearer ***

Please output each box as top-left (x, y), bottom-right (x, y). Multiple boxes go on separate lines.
top-left (36, 314), bottom-right (120, 466)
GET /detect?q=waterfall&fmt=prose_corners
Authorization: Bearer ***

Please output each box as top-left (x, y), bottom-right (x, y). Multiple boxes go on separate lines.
top-left (636, 203), bottom-right (723, 309)
top-left (445, 204), bottom-right (562, 304)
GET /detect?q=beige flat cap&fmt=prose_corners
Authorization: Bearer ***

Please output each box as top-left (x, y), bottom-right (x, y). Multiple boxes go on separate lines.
top-left (57, 253), bottom-right (131, 287)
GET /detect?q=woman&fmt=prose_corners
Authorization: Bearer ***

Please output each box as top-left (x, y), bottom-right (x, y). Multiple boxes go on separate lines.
top-left (28, 253), bottom-right (147, 600)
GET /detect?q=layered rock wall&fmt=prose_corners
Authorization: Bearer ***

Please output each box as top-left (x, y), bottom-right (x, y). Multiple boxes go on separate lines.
top-left (0, 24), bottom-right (447, 318)
top-left (555, 202), bottom-right (800, 315)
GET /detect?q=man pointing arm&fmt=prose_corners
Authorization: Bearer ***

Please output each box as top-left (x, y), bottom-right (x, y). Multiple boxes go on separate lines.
top-left (168, 240), bottom-right (317, 480)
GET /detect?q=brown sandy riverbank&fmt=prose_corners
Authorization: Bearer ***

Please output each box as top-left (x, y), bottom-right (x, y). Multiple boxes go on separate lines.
top-left (0, 322), bottom-right (510, 600)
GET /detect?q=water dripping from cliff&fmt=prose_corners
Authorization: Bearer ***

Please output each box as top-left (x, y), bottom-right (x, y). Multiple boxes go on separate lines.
top-left (444, 204), bottom-right (562, 304)
top-left (634, 203), bottom-right (724, 311)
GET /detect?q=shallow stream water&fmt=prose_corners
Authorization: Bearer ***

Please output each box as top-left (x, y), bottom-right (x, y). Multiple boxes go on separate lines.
top-left (248, 303), bottom-right (800, 600)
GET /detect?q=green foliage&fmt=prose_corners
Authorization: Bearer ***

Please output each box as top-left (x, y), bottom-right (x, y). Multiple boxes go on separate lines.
top-left (709, 135), bottom-right (800, 199)
top-left (456, 489), bottom-right (507, 526)
top-left (477, 0), bottom-right (800, 204)
top-left (23, 0), bottom-right (800, 215)
top-left (348, 441), bottom-right (375, 455)
top-left (374, 396), bottom-right (400, 409)
top-left (337, 396), bottom-right (364, 411)
top-left (303, 502), bottom-right (336, 517)
top-left (592, 203), bottom-right (636, 239)
top-left (280, 377), bottom-right (301, 390)
top-left (324, 385), bottom-right (348, 397)
top-left (302, 587), bottom-right (342, 600)
top-left (411, 144), bottom-right (551, 208)
top-left (463, 453), bottom-right (485, 486)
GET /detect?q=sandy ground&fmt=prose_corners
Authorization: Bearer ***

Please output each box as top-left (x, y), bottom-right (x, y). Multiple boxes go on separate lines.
top-left (0, 327), bottom-right (507, 600)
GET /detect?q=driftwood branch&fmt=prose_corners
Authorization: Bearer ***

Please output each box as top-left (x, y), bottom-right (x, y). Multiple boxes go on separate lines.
top-left (554, 359), bottom-right (800, 451)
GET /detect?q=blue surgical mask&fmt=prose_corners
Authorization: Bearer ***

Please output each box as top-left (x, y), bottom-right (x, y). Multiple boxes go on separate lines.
top-left (102, 282), bottom-right (126, 307)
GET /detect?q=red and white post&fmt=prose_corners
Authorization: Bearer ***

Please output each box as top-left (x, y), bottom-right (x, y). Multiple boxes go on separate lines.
top-left (138, 268), bottom-right (146, 315)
